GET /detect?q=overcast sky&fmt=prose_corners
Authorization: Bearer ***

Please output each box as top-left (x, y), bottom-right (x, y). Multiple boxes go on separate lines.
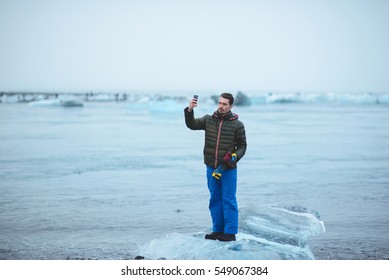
top-left (1, 0), bottom-right (388, 93)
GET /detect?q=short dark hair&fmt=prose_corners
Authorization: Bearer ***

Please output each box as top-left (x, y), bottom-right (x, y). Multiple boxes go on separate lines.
top-left (220, 93), bottom-right (234, 105)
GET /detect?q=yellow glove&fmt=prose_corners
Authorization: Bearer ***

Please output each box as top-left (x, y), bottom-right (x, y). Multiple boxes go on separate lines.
top-left (212, 167), bottom-right (223, 180)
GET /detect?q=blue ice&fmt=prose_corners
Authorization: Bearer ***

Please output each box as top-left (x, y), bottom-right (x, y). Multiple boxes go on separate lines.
top-left (135, 205), bottom-right (325, 260)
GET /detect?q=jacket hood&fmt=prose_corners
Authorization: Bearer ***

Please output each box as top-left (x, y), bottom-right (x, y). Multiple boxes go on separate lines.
top-left (213, 110), bottom-right (239, 121)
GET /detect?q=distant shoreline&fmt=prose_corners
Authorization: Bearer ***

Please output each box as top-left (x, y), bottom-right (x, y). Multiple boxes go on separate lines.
top-left (1, 91), bottom-right (389, 105)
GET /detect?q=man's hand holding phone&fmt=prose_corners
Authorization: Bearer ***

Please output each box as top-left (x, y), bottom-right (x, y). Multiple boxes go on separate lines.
top-left (188, 94), bottom-right (198, 112)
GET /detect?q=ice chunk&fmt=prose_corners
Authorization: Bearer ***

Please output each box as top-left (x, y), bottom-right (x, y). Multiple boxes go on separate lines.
top-left (135, 205), bottom-right (325, 260)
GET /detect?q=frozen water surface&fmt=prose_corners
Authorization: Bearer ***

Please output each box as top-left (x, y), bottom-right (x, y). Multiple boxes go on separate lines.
top-left (0, 93), bottom-right (388, 259)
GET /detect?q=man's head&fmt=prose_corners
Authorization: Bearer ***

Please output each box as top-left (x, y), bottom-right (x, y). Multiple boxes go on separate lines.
top-left (218, 93), bottom-right (234, 114)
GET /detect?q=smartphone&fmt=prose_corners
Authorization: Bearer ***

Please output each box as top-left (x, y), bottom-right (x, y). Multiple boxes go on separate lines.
top-left (193, 94), bottom-right (198, 100)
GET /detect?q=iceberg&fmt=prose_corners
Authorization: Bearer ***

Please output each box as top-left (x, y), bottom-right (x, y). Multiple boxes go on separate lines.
top-left (28, 95), bottom-right (84, 107)
top-left (28, 99), bottom-right (62, 107)
top-left (135, 205), bottom-right (325, 260)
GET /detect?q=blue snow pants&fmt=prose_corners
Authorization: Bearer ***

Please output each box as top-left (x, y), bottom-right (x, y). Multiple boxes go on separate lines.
top-left (206, 166), bottom-right (238, 234)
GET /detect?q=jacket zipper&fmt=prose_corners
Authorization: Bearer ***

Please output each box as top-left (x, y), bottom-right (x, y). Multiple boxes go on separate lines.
top-left (214, 119), bottom-right (223, 168)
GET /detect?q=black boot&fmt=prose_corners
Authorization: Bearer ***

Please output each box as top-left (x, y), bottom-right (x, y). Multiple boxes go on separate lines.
top-left (205, 232), bottom-right (223, 240)
top-left (217, 233), bottom-right (236, 242)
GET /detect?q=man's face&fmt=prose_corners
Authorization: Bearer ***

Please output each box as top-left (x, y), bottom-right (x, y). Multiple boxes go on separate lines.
top-left (218, 97), bottom-right (233, 114)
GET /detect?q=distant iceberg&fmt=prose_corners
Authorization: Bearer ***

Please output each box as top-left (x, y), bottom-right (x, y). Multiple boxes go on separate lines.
top-left (28, 95), bottom-right (84, 107)
top-left (250, 92), bottom-right (388, 105)
top-left (28, 99), bottom-right (62, 107)
top-left (135, 205), bottom-right (325, 260)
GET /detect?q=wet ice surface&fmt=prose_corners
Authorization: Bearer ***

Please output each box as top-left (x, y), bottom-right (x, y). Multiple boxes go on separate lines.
top-left (1, 97), bottom-right (389, 260)
top-left (136, 205), bottom-right (325, 260)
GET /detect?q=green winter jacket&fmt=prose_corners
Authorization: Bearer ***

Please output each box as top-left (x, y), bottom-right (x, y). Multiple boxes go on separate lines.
top-left (184, 107), bottom-right (247, 169)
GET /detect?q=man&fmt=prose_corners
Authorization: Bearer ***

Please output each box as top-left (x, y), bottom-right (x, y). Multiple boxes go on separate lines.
top-left (184, 93), bottom-right (247, 242)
